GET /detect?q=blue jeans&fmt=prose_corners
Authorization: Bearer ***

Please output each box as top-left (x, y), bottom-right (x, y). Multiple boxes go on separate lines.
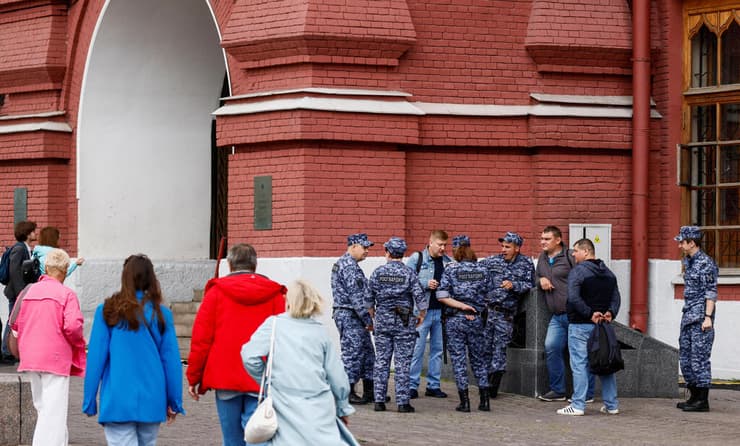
top-left (215, 392), bottom-right (265, 446)
top-left (545, 314), bottom-right (594, 398)
top-left (409, 308), bottom-right (443, 390)
top-left (103, 422), bottom-right (160, 446)
top-left (568, 323), bottom-right (618, 411)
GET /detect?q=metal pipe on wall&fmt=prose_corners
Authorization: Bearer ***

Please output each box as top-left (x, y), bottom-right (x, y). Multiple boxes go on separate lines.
top-left (630, 0), bottom-right (650, 332)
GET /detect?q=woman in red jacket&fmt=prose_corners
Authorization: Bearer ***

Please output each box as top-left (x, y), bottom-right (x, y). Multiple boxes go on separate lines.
top-left (187, 243), bottom-right (286, 446)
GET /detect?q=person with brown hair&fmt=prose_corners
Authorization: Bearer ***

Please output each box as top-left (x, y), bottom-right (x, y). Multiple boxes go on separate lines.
top-left (83, 254), bottom-right (184, 445)
top-left (32, 226), bottom-right (85, 279)
top-left (2, 220), bottom-right (38, 362)
top-left (436, 240), bottom-right (495, 412)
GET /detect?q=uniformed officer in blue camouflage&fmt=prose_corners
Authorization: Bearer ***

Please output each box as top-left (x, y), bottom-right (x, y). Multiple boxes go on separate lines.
top-left (332, 232), bottom-right (376, 405)
top-left (675, 226), bottom-right (718, 412)
top-left (479, 231), bottom-right (535, 399)
top-left (437, 238), bottom-right (496, 412)
top-left (366, 237), bottom-right (427, 413)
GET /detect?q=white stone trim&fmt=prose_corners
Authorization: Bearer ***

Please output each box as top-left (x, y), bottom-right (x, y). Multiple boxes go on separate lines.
top-left (223, 87), bottom-right (412, 101)
top-left (213, 96), bottom-right (426, 116)
top-left (215, 95), bottom-right (662, 119)
top-left (530, 93), bottom-right (657, 107)
top-left (0, 121), bottom-right (72, 134)
top-left (0, 111), bottom-right (66, 121)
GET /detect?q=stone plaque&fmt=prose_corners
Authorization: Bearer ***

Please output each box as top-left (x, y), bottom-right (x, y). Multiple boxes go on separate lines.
top-left (254, 176), bottom-right (272, 230)
top-left (14, 188), bottom-right (27, 224)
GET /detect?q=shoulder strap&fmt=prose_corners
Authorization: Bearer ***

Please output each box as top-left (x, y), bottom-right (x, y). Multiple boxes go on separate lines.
top-left (565, 248), bottom-right (574, 269)
top-left (258, 317), bottom-right (277, 403)
top-left (415, 251), bottom-right (423, 274)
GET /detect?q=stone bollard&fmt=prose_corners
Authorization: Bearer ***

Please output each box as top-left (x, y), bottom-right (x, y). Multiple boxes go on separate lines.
top-left (0, 374), bottom-right (35, 446)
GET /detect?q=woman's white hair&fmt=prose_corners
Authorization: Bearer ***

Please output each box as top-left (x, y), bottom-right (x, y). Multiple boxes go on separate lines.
top-left (286, 280), bottom-right (323, 318)
top-left (45, 248), bottom-right (70, 275)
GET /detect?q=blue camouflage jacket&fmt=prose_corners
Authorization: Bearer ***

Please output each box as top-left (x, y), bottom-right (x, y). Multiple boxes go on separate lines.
top-left (681, 249), bottom-right (718, 327)
top-left (331, 252), bottom-right (372, 326)
top-left (366, 261), bottom-right (427, 333)
top-left (437, 260), bottom-right (495, 313)
top-left (479, 253), bottom-right (535, 311)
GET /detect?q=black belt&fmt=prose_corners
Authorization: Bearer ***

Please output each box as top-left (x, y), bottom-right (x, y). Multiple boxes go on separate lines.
top-left (488, 304), bottom-right (514, 315)
top-left (447, 308), bottom-right (478, 316)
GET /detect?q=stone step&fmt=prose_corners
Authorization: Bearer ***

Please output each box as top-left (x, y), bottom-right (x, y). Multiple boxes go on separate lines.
top-left (170, 301), bottom-right (201, 314)
top-left (178, 336), bottom-right (191, 361)
top-left (172, 312), bottom-right (196, 327)
top-left (174, 323), bottom-right (193, 338)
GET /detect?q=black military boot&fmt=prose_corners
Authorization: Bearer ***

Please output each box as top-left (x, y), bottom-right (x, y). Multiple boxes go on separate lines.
top-left (683, 387), bottom-right (710, 412)
top-left (676, 385), bottom-right (696, 409)
top-left (349, 382), bottom-right (368, 405)
top-left (398, 403), bottom-right (415, 413)
top-left (478, 387), bottom-right (490, 412)
top-left (455, 388), bottom-right (470, 412)
top-left (490, 371), bottom-right (505, 399)
top-left (361, 379), bottom-right (374, 404)
top-left (374, 402), bottom-right (386, 412)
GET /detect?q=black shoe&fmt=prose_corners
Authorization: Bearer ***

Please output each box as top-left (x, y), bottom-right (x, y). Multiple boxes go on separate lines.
top-left (489, 371), bottom-right (504, 399)
top-left (677, 385), bottom-right (696, 409)
top-left (455, 388), bottom-right (470, 413)
top-left (683, 387), bottom-right (710, 412)
top-left (349, 382), bottom-right (369, 405)
top-left (374, 402), bottom-right (386, 412)
top-left (0, 355), bottom-right (17, 365)
top-left (398, 404), bottom-right (415, 413)
top-left (478, 387), bottom-right (490, 412)
top-left (410, 389), bottom-right (418, 399)
top-left (425, 387), bottom-right (448, 398)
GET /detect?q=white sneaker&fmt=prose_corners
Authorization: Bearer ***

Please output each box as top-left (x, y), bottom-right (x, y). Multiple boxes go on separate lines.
top-left (556, 405), bottom-right (584, 416)
top-left (600, 405), bottom-right (619, 415)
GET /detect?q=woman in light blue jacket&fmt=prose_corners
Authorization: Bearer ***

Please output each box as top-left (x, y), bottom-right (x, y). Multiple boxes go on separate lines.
top-left (33, 227), bottom-right (84, 278)
top-left (241, 280), bottom-right (359, 446)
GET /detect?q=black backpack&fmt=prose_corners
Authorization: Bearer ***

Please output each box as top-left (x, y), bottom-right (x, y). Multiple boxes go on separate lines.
top-left (588, 321), bottom-right (625, 376)
top-left (21, 252), bottom-right (41, 285)
top-left (0, 243), bottom-right (22, 285)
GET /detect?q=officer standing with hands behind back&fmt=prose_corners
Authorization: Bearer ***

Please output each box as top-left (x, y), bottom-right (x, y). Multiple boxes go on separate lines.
top-left (332, 233), bottom-right (376, 405)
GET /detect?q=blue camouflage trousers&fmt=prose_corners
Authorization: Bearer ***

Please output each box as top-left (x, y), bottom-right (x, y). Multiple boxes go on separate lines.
top-left (373, 326), bottom-right (416, 405)
top-left (483, 310), bottom-right (514, 373)
top-left (334, 309), bottom-right (375, 383)
top-left (446, 315), bottom-right (488, 390)
top-left (679, 322), bottom-right (714, 387)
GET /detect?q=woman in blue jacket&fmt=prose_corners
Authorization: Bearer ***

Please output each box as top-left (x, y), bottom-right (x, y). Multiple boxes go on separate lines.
top-left (83, 254), bottom-right (184, 446)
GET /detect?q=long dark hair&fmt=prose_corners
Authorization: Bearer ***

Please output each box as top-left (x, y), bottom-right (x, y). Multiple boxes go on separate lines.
top-left (103, 254), bottom-right (165, 333)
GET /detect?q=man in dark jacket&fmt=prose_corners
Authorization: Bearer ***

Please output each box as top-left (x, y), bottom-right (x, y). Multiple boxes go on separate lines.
top-left (536, 226), bottom-right (594, 402)
top-left (2, 221), bottom-right (37, 362)
top-left (557, 238), bottom-right (621, 416)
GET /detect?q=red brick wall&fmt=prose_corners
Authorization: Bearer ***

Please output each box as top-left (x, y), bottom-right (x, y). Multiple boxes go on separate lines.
top-left (675, 285), bottom-right (740, 302)
top-left (0, 162), bottom-right (72, 250)
top-left (227, 142), bottom-right (406, 257)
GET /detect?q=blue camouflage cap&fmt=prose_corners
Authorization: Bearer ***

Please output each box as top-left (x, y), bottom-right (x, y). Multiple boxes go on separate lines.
top-left (347, 233), bottom-right (374, 247)
top-left (383, 237), bottom-right (407, 257)
top-left (674, 226), bottom-right (702, 241)
top-left (452, 234), bottom-right (471, 249)
top-left (498, 231), bottom-right (523, 246)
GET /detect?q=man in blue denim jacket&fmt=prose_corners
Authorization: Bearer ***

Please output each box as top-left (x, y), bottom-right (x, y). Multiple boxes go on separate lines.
top-left (406, 230), bottom-right (452, 399)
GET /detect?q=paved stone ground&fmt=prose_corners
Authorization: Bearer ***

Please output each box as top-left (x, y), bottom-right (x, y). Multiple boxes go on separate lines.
top-left (3, 362), bottom-right (737, 446)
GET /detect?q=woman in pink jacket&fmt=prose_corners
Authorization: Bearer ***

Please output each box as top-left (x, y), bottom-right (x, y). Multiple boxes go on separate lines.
top-left (12, 248), bottom-right (86, 446)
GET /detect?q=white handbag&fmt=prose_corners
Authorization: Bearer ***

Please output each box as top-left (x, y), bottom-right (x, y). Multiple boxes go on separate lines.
top-left (244, 317), bottom-right (279, 443)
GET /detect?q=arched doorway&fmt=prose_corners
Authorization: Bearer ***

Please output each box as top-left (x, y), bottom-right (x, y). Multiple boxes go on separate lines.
top-left (77, 0), bottom-right (226, 259)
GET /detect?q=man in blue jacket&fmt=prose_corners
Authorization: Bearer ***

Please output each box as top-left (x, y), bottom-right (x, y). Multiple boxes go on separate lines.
top-left (557, 238), bottom-right (621, 416)
top-left (406, 230), bottom-right (451, 399)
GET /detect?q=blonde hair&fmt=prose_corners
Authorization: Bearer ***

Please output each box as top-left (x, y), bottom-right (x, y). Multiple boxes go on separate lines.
top-left (286, 280), bottom-right (323, 318)
top-left (45, 248), bottom-right (70, 275)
